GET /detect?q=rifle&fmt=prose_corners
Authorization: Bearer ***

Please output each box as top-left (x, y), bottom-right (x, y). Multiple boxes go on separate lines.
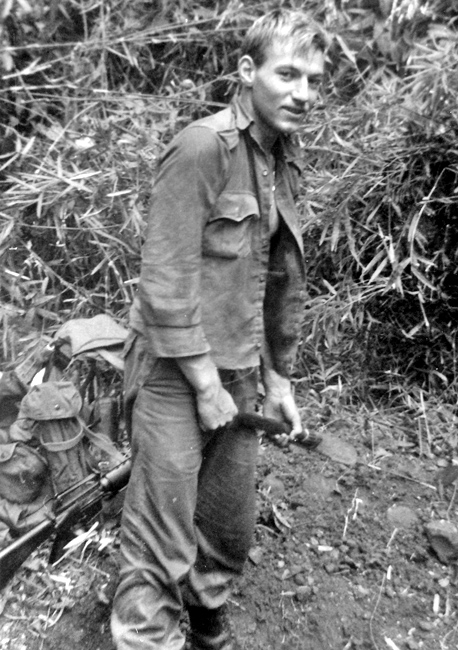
top-left (0, 458), bottom-right (131, 590)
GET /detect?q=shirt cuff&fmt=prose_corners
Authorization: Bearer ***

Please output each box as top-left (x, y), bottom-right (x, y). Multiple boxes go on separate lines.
top-left (144, 325), bottom-right (211, 358)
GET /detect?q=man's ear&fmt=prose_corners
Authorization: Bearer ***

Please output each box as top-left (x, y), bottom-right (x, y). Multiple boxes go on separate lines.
top-left (238, 55), bottom-right (256, 87)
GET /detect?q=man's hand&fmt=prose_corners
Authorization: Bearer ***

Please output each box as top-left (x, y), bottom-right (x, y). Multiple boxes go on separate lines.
top-left (196, 380), bottom-right (238, 431)
top-left (262, 367), bottom-right (302, 438)
top-left (176, 354), bottom-right (238, 431)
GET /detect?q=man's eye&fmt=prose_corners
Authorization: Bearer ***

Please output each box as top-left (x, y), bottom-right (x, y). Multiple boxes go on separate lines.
top-left (279, 71), bottom-right (294, 80)
top-left (309, 77), bottom-right (323, 87)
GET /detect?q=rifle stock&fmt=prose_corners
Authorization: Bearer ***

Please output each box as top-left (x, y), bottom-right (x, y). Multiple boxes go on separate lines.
top-left (0, 458), bottom-right (131, 590)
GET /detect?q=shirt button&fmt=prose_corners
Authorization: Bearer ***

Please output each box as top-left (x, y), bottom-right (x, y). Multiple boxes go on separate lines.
top-left (262, 170), bottom-right (268, 176)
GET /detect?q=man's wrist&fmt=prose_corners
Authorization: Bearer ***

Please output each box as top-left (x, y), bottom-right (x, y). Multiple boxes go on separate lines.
top-left (262, 364), bottom-right (290, 391)
top-left (176, 353), bottom-right (221, 395)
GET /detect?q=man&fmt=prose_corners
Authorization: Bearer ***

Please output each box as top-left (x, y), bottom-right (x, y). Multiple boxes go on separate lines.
top-left (111, 9), bottom-right (327, 650)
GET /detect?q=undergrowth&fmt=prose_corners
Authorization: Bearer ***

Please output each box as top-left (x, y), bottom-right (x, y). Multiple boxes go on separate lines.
top-left (1, 0), bottom-right (458, 423)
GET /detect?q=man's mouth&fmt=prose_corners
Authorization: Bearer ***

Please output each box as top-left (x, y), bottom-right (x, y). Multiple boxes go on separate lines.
top-left (282, 106), bottom-right (305, 118)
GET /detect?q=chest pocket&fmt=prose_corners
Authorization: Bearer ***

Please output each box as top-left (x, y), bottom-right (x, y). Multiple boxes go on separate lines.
top-left (203, 193), bottom-right (259, 259)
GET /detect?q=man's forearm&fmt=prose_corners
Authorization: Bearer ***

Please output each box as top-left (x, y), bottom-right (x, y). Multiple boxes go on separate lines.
top-left (260, 343), bottom-right (291, 392)
top-left (176, 353), bottom-right (221, 396)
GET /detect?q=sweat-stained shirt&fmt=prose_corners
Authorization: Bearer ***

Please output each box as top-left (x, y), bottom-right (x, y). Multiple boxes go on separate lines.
top-left (129, 96), bottom-right (307, 378)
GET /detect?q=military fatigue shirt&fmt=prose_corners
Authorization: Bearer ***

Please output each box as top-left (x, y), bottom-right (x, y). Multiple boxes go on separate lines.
top-left (130, 97), bottom-right (306, 377)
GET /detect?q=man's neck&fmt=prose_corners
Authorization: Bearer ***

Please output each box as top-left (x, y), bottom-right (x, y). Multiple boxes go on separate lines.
top-left (238, 90), bottom-right (278, 154)
top-left (250, 121), bottom-right (278, 155)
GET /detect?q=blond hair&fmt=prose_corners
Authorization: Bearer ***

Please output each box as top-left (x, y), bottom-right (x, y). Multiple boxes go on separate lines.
top-left (241, 8), bottom-right (330, 67)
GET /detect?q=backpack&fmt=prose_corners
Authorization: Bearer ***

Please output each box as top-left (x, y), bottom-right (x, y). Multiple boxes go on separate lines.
top-left (11, 381), bottom-right (91, 503)
top-left (0, 314), bottom-right (128, 549)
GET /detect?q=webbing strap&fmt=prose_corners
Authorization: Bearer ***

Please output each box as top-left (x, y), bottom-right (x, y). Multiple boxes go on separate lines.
top-left (39, 420), bottom-right (84, 452)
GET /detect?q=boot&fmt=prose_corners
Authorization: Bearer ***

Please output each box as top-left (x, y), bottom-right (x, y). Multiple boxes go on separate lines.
top-left (187, 604), bottom-right (237, 650)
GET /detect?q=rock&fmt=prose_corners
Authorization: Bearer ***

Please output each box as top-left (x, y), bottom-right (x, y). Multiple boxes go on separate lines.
top-left (315, 434), bottom-right (358, 467)
top-left (301, 474), bottom-right (336, 501)
top-left (425, 520), bottom-right (458, 564)
top-left (262, 474), bottom-right (285, 499)
top-left (294, 573), bottom-right (307, 586)
top-left (355, 585), bottom-right (370, 599)
top-left (248, 546), bottom-right (264, 565)
top-left (387, 505), bottom-right (419, 529)
top-left (282, 564), bottom-right (304, 580)
top-left (418, 620), bottom-right (434, 631)
top-left (295, 585), bottom-right (312, 602)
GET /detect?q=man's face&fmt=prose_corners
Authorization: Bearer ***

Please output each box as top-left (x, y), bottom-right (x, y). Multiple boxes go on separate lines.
top-left (245, 38), bottom-right (325, 144)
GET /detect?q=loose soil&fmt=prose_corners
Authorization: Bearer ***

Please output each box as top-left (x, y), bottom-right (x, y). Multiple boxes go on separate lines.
top-left (1, 402), bottom-right (458, 650)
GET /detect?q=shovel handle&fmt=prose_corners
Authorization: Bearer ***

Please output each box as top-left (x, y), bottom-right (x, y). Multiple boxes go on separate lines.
top-left (226, 414), bottom-right (321, 450)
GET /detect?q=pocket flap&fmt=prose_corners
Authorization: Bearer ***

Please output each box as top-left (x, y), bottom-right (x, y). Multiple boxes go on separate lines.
top-left (211, 192), bottom-right (259, 223)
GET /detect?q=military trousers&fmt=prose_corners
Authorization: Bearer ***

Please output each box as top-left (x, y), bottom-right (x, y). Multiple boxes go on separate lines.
top-left (111, 333), bottom-right (259, 649)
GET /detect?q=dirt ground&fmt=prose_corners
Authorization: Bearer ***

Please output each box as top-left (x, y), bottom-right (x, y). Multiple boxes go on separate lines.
top-left (1, 401), bottom-right (458, 650)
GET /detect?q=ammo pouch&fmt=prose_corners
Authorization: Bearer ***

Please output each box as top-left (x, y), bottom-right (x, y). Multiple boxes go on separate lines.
top-left (0, 438), bottom-right (53, 548)
top-left (0, 490), bottom-right (54, 550)
top-left (0, 442), bottom-right (48, 504)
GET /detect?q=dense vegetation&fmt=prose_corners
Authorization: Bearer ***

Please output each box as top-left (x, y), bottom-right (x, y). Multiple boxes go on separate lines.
top-left (1, 0), bottom-right (457, 410)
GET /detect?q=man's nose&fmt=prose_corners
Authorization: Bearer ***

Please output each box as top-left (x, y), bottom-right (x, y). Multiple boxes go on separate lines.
top-left (292, 77), bottom-right (310, 104)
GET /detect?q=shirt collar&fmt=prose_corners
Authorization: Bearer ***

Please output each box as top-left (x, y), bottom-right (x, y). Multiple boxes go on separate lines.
top-left (231, 94), bottom-right (301, 165)
top-left (232, 95), bottom-right (255, 131)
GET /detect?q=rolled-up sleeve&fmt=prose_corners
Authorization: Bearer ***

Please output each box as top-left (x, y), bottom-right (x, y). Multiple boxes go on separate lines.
top-left (138, 125), bottom-right (229, 357)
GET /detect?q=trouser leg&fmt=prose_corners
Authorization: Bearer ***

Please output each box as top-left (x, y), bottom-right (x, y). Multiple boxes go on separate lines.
top-left (184, 369), bottom-right (259, 650)
top-left (184, 368), bottom-right (259, 609)
top-left (112, 354), bottom-right (202, 650)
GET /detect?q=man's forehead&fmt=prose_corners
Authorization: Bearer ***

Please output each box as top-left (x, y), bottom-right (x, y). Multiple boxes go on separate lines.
top-left (263, 38), bottom-right (324, 68)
